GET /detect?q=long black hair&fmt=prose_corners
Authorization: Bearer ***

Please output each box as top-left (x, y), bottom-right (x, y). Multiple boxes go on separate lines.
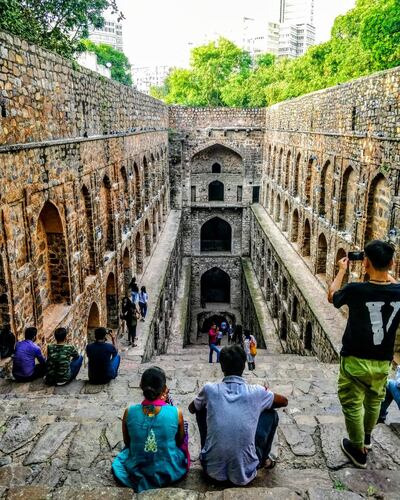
top-left (140, 366), bottom-right (166, 401)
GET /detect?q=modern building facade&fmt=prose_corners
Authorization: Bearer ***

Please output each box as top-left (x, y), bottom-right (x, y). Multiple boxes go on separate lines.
top-left (132, 66), bottom-right (171, 94)
top-left (89, 19), bottom-right (123, 51)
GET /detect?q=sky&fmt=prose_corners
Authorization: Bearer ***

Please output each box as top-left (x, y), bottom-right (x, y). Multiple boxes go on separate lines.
top-left (116, 0), bottom-right (356, 68)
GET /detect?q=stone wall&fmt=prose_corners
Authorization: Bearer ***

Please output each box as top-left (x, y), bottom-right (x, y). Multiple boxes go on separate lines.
top-left (0, 30), bottom-right (170, 352)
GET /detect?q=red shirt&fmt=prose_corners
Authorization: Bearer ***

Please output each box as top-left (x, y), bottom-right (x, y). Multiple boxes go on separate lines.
top-left (209, 329), bottom-right (218, 345)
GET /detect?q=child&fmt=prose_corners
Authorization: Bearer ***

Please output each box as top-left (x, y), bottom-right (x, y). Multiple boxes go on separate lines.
top-left (244, 330), bottom-right (257, 371)
top-left (112, 367), bottom-right (188, 492)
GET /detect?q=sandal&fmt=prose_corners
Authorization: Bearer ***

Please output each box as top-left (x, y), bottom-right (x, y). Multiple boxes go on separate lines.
top-left (263, 458), bottom-right (276, 470)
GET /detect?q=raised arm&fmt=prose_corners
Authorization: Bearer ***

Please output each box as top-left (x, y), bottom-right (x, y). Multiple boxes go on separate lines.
top-left (175, 409), bottom-right (185, 447)
top-left (122, 408), bottom-right (130, 447)
top-left (328, 257), bottom-right (348, 303)
top-left (272, 393), bottom-right (288, 408)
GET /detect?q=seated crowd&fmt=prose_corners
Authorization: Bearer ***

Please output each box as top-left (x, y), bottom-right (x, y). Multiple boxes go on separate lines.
top-left (8, 326), bottom-right (120, 386)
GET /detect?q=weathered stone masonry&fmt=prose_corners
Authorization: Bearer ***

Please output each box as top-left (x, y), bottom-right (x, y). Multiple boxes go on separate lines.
top-left (0, 31), bottom-right (173, 353)
top-left (1, 28), bottom-right (400, 361)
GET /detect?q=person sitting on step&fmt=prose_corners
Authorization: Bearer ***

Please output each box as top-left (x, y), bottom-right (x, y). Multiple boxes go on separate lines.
top-left (112, 366), bottom-right (188, 492)
top-left (189, 345), bottom-right (288, 486)
top-left (86, 327), bottom-right (120, 384)
top-left (0, 324), bottom-right (15, 359)
top-left (45, 327), bottom-right (83, 386)
top-left (12, 327), bottom-right (46, 382)
top-left (378, 362), bottom-right (400, 423)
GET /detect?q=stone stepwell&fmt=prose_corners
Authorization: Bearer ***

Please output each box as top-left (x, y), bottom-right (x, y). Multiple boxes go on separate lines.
top-left (0, 337), bottom-right (399, 499)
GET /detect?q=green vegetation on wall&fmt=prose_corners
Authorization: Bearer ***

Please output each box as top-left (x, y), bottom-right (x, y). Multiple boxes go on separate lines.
top-left (151, 0), bottom-right (400, 107)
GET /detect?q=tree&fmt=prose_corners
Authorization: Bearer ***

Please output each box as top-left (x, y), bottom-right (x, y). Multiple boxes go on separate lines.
top-left (82, 40), bottom-right (132, 86)
top-left (0, 0), bottom-right (122, 58)
top-left (155, 0), bottom-right (400, 108)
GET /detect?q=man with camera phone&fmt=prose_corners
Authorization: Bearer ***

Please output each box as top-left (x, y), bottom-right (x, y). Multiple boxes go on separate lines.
top-left (328, 240), bottom-right (400, 468)
top-left (86, 327), bottom-right (121, 384)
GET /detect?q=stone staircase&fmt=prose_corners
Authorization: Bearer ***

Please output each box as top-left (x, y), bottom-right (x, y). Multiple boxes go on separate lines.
top-left (0, 340), bottom-right (399, 499)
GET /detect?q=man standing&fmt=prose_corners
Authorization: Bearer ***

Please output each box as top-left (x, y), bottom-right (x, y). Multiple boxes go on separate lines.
top-left (328, 240), bottom-right (400, 468)
top-left (45, 327), bottom-right (83, 386)
top-left (189, 345), bottom-right (288, 485)
top-left (86, 327), bottom-right (120, 384)
top-left (12, 327), bottom-right (46, 382)
top-left (208, 323), bottom-right (220, 363)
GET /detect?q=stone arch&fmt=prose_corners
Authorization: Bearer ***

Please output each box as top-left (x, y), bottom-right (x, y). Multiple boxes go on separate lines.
top-left (135, 232), bottom-right (143, 275)
top-left (133, 162), bottom-right (141, 217)
top-left (282, 276), bottom-right (288, 301)
top-left (152, 208), bottom-right (158, 243)
top-left (304, 322), bottom-right (312, 351)
top-left (87, 302), bottom-right (100, 343)
top-left (123, 247), bottom-right (132, 295)
top-left (265, 184), bottom-right (270, 209)
top-left (282, 200), bottom-right (289, 232)
top-left (191, 143), bottom-right (243, 175)
top-left (271, 294), bottom-right (278, 318)
top-left (36, 201), bottom-right (70, 308)
top-left (365, 174), bottom-right (390, 242)
top-left (272, 146), bottom-right (277, 179)
top-left (280, 314), bottom-right (288, 341)
top-left (292, 295), bottom-right (299, 323)
top-left (0, 255), bottom-right (10, 327)
top-left (106, 272), bottom-right (118, 329)
top-left (316, 233), bottom-right (328, 274)
top-left (102, 175), bottom-right (114, 251)
top-left (293, 153), bottom-right (301, 196)
top-left (120, 166), bottom-right (129, 232)
top-left (201, 267), bottom-right (230, 304)
top-left (270, 190), bottom-right (275, 216)
top-left (201, 217), bottom-right (232, 252)
top-left (81, 185), bottom-right (95, 274)
top-left (319, 160), bottom-right (332, 217)
top-left (305, 157), bottom-right (314, 205)
top-left (143, 156), bottom-right (150, 207)
top-left (284, 150), bottom-right (291, 189)
top-left (208, 180), bottom-right (224, 201)
top-left (291, 209), bottom-right (299, 242)
top-left (339, 166), bottom-right (357, 232)
top-left (144, 219), bottom-right (151, 257)
top-left (277, 148), bottom-right (284, 184)
top-left (275, 194), bottom-right (281, 222)
top-left (266, 278), bottom-right (272, 300)
top-left (212, 162), bottom-right (221, 173)
top-left (267, 145), bottom-right (272, 177)
top-left (302, 219), bottom-right (311, 257)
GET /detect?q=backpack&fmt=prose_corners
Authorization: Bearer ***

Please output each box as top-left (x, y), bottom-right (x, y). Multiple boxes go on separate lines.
top-left (250, 338), bottom-right (257, 357)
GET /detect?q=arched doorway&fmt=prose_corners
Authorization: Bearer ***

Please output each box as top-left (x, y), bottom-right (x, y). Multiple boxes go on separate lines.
top-left (316, 233), bottom-right (328, 274)
top-left (106, 272), bottom-right (118, 329)
top-left (276, 194), bottom-right (281, 222)
top-left (208, 181), bottom-right (224, 201)
top-left (133, 162), bottom-right (141, 218)
top-left (284, 150), bottom-right (291, 189)
top-left (302, 219), bottom-right (311, 257)
top-left (277, 148), bottom-right (283, 185)
top-left (152, 208), bottom-right (158, 244)
top-left (36, 201), bottom-right (70, 307)
top-left (365, 174), bottom-right (390, 242)
top-left (143, 156), bottom-right (150, 207)
top-left (135, 232), bottom-right (143, 275)
top-left (144, 220), bottom-right (151, 257)
top-left (280, 314), bottom-right (288, 341)
top-left (201, 268), bottom-right (230, 304)
top-left (319, 161), bottom-right (332, 217)
top-left (102, 176), bottom-right (114, 251)
top-left (282, 201), bottom-right (289, 232)
top-left (123, 248), bottom-right (131, 295)
top-left (292, 296), bottom-right (299, 323)
top-left (87, 302), bottom-right (100, 343)
top-left (305, 158), bottom-right (314, 205)
top-left (338, 166), bottom-right (357, 232)
top-left (82, 185), bottom-right (95, 274)
top-left (304, 322), bottom-right (312, 351)
top-left (271, 294), bottom-right (278, 318)
top-left (291, 209), bottom-right (299, 242)
top-left (200, 217), bottom-right (232, 252)
top-left (293, 153), bottom-right (301, 196)
top-left (0, 256), bottom-right (10, 326)
top-left (120, 166), bottom-right (129, 233)
top-left (212, 163), bottom-right (221, 173)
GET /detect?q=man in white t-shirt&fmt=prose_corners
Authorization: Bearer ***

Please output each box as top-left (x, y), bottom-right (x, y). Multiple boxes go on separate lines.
top-left (189, 345), bottom-right (288, 486)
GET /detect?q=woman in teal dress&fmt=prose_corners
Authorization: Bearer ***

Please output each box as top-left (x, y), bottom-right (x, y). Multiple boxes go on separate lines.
top-left (112, 366), bottom-right (188, 492)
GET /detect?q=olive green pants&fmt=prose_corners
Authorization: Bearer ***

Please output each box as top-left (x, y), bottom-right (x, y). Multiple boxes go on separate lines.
top-left (338, 356), bottom-right (390, 449)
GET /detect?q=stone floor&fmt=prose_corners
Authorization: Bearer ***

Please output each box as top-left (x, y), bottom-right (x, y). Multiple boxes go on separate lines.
top-left (0, 337), bottom-right (399, 499)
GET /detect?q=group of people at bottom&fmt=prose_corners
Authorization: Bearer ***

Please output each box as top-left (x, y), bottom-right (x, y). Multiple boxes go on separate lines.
top-left (7, 326), bottom-right (120, 385)
top-left (208, 322), bottom-right (257, 370)
top-left (112, 344), bottom-right (288, 493)
top-left (120, 278), bottom-right (149, 347)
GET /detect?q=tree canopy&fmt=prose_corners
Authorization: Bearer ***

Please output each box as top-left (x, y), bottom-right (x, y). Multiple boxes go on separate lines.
top-left (82, 40), bottom-right (132, 86)
top-left (151, 0), bottom-right (400, 107)
top-left (0, 0), bottom-right (122, 58)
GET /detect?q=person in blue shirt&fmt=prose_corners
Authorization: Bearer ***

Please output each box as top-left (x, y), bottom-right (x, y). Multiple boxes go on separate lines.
top-left (189, 345), bottom-right (288, 486)
top-left (112, 366), bottom-right (187, 491)
top-left (86, 327), bottom-right (120, 384)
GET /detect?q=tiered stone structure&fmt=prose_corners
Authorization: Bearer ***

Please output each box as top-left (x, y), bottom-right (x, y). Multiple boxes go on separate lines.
top-left (0, 29), bottom-right (399, 361)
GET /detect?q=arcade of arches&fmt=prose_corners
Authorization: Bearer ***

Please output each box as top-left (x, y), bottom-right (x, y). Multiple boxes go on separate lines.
top-left (1, 31), bottom-right (399, 365)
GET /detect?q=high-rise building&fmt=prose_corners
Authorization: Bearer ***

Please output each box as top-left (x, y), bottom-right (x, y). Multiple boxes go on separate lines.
top-left (132, 66), bottom-right (171, 94)
top-left (89, 19), bottom-right (123, 52)
top-left (243, 22), bottom-right (281, 57)
top-left (280, 0), bottom-right (315, 24)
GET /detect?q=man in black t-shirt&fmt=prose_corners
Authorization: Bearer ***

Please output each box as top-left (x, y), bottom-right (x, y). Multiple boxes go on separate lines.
top-left (328, 240), bottom-right (400, 469)
top-left (86, 327), bottom-right (120, 384)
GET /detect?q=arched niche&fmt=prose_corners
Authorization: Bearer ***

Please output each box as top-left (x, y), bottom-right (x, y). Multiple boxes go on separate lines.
top-left (200, 217), bottom-right (232, 252)
top-left (201, 267), bottom-right (230, 304)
